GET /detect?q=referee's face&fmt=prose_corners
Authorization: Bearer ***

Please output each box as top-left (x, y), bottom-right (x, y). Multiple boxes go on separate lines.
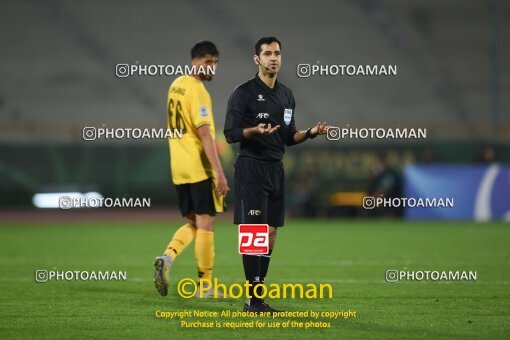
top-left (192, 54), bottom-right (218, 81)
top-left (255, 42), bottom-right (281, 75)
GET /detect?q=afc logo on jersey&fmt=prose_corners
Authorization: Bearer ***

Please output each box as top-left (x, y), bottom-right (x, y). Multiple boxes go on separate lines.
top-left (238, 224), bottom-right (269, 254)
top-left (256, 113), bottom-right (269, 119)
top-left (248, 209), bottom-right (262, 216)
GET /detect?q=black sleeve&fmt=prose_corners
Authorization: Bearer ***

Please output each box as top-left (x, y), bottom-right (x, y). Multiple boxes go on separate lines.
top-left (224, 88), bottom-right (246, 144)
top-left (285, 91), bottom-right (298, 146)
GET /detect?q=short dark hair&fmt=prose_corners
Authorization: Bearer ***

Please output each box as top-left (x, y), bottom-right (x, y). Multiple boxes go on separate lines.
top-left (255, 37), bottom-right (281, 56)
top-left (191, 41), bottom-right (219, 59)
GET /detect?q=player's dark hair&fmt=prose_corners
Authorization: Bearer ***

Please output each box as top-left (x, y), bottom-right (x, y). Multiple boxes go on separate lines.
top-left (191, 41), bottom-right (219, 59)
top-left (255, 37), bottom-right (281, 56)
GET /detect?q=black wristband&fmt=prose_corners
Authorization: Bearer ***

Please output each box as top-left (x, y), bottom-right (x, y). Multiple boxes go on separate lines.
top-left (306, 128), bottom-right (317, 139)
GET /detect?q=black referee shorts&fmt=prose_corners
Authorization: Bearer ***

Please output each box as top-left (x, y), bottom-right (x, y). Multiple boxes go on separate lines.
top-left (175, 178), bottom-right (216, 217)
top-left (234, 157), bottom-right (285, 227)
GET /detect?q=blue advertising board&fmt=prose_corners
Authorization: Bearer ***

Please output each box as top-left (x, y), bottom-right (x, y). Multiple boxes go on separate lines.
top-left (404, 165), bottom-right (510, 221)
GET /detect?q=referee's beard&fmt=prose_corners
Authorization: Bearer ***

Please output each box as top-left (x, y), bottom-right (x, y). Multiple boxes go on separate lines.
top-left (259, 63), bottom-right (279, 77)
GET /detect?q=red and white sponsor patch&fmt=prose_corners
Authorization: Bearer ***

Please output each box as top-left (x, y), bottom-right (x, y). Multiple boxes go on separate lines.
top-left (238, 224), bottom-right (269, 255)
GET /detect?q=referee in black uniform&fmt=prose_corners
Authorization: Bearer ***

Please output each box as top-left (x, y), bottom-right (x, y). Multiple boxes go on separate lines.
top-left (224, 37), bottom-right (329, 312)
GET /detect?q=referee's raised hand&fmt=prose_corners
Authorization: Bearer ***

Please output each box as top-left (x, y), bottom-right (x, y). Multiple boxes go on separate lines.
top-left (310, 121), bottom-right (330, 135)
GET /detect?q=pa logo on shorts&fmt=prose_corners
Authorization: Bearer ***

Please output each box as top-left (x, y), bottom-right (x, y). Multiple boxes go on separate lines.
top-left (284, 109), bottom-right (293, 126)
top-left (238, 224), bottom-right (269, 254)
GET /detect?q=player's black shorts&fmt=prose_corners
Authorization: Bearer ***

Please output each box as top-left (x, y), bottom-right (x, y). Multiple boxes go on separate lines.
top-left (175, 178), bottom-right (216, 217)
top-left (234, 156), bottom-right (285, 227)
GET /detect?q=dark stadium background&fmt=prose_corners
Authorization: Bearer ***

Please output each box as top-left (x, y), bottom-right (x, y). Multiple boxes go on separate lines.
top-left (0, 1), bottom-right (509, 339)
top-left (1, 0), bottom-right (508, 214)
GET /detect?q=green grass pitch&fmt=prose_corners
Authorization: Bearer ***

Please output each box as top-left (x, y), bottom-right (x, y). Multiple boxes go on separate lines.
top-left (0, 219), bottom-right (509, 339)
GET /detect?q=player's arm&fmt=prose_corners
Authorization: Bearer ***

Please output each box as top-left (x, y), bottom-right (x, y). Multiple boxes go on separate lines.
top-left (197, 124), bottom-right (229, 197)
top-left (191, 88), bottom-right (229, 197)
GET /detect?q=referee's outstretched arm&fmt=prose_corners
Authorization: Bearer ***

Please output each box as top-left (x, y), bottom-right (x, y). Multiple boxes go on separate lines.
top-left (291, 121), bottom-right (330, 144)
top-left (224, 90), bottom-right (330, 144)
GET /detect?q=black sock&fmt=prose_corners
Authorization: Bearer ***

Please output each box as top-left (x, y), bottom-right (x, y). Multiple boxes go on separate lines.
top-left (243, 249), bottom-right (272, 305)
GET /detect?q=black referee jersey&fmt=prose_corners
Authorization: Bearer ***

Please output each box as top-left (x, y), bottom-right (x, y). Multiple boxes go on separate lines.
top-left (224, 74), bottom-right (298, 161)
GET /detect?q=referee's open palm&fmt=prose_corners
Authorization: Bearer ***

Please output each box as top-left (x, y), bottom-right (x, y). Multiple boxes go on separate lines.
top-left (257, 123), bottom-right (280, 135)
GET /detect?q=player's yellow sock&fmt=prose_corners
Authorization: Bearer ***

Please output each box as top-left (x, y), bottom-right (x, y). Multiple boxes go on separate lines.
top-left (195, 229), bottom-right (214, 282)
top-left (164, 224), bottom-right (196, 261)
